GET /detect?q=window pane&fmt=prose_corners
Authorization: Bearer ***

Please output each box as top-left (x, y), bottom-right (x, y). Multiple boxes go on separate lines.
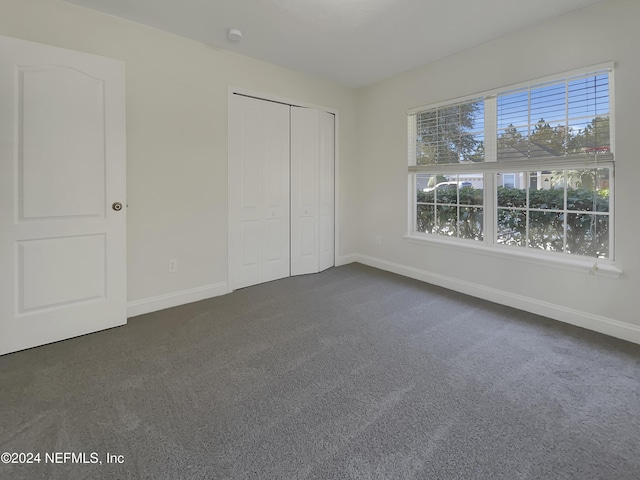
top-left (416, 174), bottom-right (435, 203)
top-left (415, 99), bottom-right (484, 165)
top-left (566, 213), bottom-right (609, 258)
top-left (531, 81), bottom-right (566, 124)
top-left (416, 205), bottom-right (435, 233)
top-left (564, 169), bottom-right (610, 212)
top-left (416, 111), bottom-right (437, 165)
top-left (459, 207), bottom-right (483, 241)
top-left (498, 89), bottom-right (529, 129)
top-left (437, 142), bottom-right (460, 164)
top-left (435, 182), bottom-right (458, 204)
top-left (497, 126), bottom-right (529, 161)
top-left (529, 122), bottom-right (566, 157)
top-left (497, 208), bottom-right (527, 246)
top-left (415, 173), bottom-right (484, 241)
top-left (596, 168), bottom-right (610, 212)
top-left (528, 211), bottom-right (564, 252)
top-left (471, 102), bottom-right (485, 132)
top-left (462, 133), bottom-right (485, 163)
top-left (459, 175), bottom-right (483, 206)
top-left (567, 117), bottom-right (610, 155)
top-left (496, 73), bottom-right (610, 162)
top-left (568, 74), bottom-right (609, 118)
top-left (497, 173), bottom-right (526, 207)
top-left (416, 174), bottom-right (430, 194)
top-left (529, 171), bottom-right (564, 209)
top-left (421, 174), bottom-right (449, 199)
top-left (565, 169), bottom-right (595, 211)
top-left (502, 173), bottom-right (516, 189)
top-left (436, 205), bottom-right (457, 236)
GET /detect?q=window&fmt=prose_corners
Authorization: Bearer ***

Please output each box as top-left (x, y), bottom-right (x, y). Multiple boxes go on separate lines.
top-left (408, 64), bottom-right (614, 261)
top-left (501, 173), bottom-right (516, 189)
top-left (416, 174), bottom-right (484, 240)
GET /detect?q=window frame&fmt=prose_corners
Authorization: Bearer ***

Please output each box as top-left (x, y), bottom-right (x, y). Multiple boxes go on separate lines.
top-left (405, 62), bottom-right (620, 276)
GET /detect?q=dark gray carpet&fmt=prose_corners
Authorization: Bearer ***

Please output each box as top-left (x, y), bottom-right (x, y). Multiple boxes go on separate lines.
top-left (1, 263), bottom-right (639, 480)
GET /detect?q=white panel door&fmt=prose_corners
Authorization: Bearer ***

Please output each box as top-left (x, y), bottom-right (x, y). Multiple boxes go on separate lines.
top-left (290, 107), bottom-right (319, 276)
top-left (0, 35), bottom-right (126, 355)
top-left (291, 107), bottom-right (335, 276)
top-left (229, 94), bottom-right (290, 289)
top-left (318, 111), bottom-right (335, 272)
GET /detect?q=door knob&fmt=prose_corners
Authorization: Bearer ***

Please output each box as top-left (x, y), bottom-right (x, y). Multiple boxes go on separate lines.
top-left (112, 202), bottom-right (123, 211)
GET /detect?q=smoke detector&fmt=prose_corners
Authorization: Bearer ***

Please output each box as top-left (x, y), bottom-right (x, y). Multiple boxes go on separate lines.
top-left (227, 28), bottom-right (243, 42)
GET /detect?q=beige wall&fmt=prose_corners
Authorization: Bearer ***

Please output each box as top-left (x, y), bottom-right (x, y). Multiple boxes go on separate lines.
top-left (0, 0), bottom-right (358, 303)
top-left (355, 0), bottom-right (640, 339)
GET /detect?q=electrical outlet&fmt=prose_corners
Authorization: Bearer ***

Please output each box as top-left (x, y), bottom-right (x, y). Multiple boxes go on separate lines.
top-left (168, 258), bottom-right (178, 273)
top-left (375, 235), bottom-right (382, 246)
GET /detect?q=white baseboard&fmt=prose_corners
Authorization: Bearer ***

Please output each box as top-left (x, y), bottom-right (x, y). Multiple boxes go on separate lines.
top-left (335, 254), bottom-right (359, 267)
top-left (351, 254), bottom-right (640, 345)
top-left (127, 282), bottom-right (230, 318)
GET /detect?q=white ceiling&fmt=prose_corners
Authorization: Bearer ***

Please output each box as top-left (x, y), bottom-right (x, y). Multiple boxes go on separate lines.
top-left (65, 0), bottom-right (606, 88)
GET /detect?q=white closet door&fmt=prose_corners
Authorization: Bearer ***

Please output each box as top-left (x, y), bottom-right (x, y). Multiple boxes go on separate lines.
top-left (291, 107), bottom-right (319, 276)
top-left (291, 107), bottom-right (334, 276)
top-left (0, 35), bottom-right (126, 355)
top-left (228, 95), bottom-right (290, 289)
top-left (318, 111), bottom-right (335, 272)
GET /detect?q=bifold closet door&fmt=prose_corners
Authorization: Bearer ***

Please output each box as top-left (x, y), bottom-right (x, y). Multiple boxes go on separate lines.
top-left (228, 95), bottom-right (290, 290)
top-left (291, 107), bottom-right (335, 276)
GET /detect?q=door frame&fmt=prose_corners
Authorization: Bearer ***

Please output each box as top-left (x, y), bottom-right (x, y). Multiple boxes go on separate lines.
top-left (227, 87), bottom-right (339, 291)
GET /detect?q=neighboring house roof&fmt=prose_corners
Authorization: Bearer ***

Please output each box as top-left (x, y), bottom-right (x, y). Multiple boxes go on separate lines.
top-left (498, 141), bottom-right (561, 161)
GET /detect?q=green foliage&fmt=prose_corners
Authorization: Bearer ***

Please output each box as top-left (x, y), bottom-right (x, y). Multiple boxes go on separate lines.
top-left (529, 120), bottom-right (567, 155)
top-left (499, 124), bottom-right (523, 147)
top-left (416, 101), bottom-right (482, 165)
top-left (417, 186), bottom-right (482, 205)
top-left (416, 186), bottom-right (610, 257)
top-left (566, 188), bottom-right (609, 212)
top-left (568, 117), bottom-right (610, 154)
top-left (497, 117), bottom-right (610, 157)
top-left (496, 187), bottom-right (527, 208)
top-left (495, 187), bottom-right (610, 257)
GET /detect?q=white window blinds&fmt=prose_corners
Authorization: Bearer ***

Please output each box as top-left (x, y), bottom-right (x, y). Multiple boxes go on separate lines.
top-left (410, 98), bottom-right (485, 166)
top-left (408, 64), bottom-right (613, 172)
top-left (497, 70), bottom-right (611, 163)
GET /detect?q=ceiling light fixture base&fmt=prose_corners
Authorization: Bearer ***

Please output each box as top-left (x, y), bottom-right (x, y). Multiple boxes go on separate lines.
top-left (227, 28), bottom-right (243, 42)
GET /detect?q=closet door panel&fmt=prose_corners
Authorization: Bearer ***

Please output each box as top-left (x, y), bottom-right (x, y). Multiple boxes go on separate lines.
top-left (261, 101), bottom-right (290, 283)
top-left (229, 95), bottom-right (289, 289)
top-left (291, 107), bottom-right (319, 276)
top-left (318, 111), bottom-right (335, 272)
top-left (229, 94), bottom-right (261, 288)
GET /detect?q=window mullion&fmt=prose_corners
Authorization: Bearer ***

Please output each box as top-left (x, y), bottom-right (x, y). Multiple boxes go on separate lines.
top-left (609, 165), bottom-right (615, 260)
top-left (407, 115), bottom-right (416, 166)
top-left (563, 170), bottom-right (568, 254)
top-left (527, 88), bottom-right (532, 159)
top-left (408, 174), bottom-right (416, 234)
top-left (484, 96), bottom-right (497, 162)
top-left (564, 79), bottom-right (569, 157)
top-left (525, 172), bottom-right (530, 248)
top-left (485, 172), bottom-right (495, 246)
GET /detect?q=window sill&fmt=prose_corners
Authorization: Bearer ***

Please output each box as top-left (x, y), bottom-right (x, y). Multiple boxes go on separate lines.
top-left (402, 234), bottom-right (623, 279)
